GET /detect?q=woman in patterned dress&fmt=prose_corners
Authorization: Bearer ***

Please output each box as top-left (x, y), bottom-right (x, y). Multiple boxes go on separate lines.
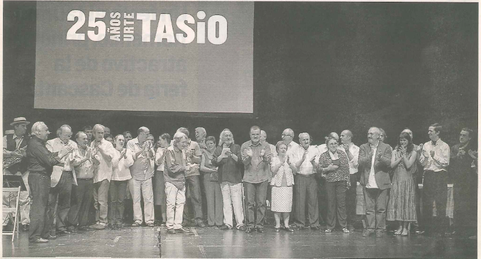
top-left (270, 141), bottom-right (296, 232)
top-left (387, 132), bottom-right (417, 236)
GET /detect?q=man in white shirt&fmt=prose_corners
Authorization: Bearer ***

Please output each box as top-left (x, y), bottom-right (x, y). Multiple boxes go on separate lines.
top-left (289, 133), bottom-right (321, 230)
top-left (46, 125), bottom-right (76, 236)
top-left (90, 124), bottom-right (115, 230)
top-left (419, 123), bottom-right (450, 236)
top-left (340, 130), bottom-right (360, 231)
top-left (127, 127), bottom-right (156, 227)
top-left (358, 127), bottom-right (392, 237)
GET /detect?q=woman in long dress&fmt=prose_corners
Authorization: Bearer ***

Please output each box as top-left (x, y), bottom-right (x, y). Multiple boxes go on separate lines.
top-left (387, 132), bottom-right (417, 236)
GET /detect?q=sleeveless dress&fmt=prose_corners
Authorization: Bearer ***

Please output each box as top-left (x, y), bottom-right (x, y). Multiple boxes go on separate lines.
top-left (387, 150), bottom-right (417, 222)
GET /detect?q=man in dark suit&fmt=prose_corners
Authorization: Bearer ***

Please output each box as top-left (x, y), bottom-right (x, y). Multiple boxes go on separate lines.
top-left (358, 127), bottom-right (392, 237)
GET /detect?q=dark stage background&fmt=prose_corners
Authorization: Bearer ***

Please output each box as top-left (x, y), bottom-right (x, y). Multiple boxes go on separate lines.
top-left (3, 2), bottom-right (478, 147)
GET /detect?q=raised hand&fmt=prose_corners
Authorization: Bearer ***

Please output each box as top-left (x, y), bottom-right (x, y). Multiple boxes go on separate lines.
top-left (245, 148), bottom-right (253, 157)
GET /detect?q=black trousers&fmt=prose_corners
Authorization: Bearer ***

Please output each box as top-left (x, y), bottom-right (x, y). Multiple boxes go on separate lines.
top-left (326, 181), bottom-right (348, 229)
top-left (46, 172), bottom-right (73, 235)
top-left (346, 173), bottom-right (359, 227)
top-left (28, 172), bottom-right (51, 241)
top-left (68, 178), bottom-right (94, 227)
top-left (422, 170), bottom-right (448, 234)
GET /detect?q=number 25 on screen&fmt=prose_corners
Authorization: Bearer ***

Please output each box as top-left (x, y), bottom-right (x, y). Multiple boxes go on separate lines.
top-left (67, 10), bottom-right (106, 41)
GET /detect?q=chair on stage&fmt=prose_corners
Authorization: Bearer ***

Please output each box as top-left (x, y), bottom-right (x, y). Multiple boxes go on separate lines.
top-left (3, 175), bottom-right (26, 242)
top-left (3, 186), bottom-right (21, 242)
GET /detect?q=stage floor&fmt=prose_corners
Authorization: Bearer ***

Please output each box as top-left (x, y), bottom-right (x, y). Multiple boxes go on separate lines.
top-left (2, 225), bottom-right (477, 258)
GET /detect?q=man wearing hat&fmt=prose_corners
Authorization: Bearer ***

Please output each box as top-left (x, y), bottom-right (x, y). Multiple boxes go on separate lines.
top-left (3, 117), bottom-right (31, 231)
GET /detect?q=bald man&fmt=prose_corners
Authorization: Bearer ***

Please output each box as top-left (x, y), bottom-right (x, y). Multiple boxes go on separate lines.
top-left (358, 127), bottom-right (392, 237)
top-left (46, 124), bottom-right (77, 236)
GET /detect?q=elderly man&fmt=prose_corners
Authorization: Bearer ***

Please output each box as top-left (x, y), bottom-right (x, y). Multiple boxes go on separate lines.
top-left (340, 130), bottom-right (360, 231)
top-left (289, 132), bottom-right (320, 230)
top-left (164, 132), bottom-right (191, 234)
top-left (3, 117), bottom-right (31, 231)
top-left (26, 122), bottom-right (69, 243)
top-left (359, 127), bottom-right (392, 237)
top-left (45, 125), bottom-right (77, 236)
top-left (241, 126), bottom-right (272, 233)
top-left (450, 128), bottom-right (477, 238)
top-left (127, 127), bottom-right (155, 227)
top-left (90, 124), bottom-right (115, 230)
top-left (177, 127), bottom-right (205, 227)
top-left (418, 123), bottom-right (450, 237)
top-left (282, 128), bottom-right (299, 155)
top-left (67, 131), bottom-right (94, 231)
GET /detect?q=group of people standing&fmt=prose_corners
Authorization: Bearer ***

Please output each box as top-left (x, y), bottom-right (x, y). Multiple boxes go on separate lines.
top-left (3, 117), bottom-right (477, 243)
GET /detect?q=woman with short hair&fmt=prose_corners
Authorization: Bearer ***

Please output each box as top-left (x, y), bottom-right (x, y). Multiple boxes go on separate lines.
top-left (319, 136), bottom-right (350, 233)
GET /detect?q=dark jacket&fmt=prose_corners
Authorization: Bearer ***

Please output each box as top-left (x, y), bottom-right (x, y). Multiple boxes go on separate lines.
top-left (26, 136), bottom-right (59, 175)
top-left (358, 141), bottom-right (392, 190)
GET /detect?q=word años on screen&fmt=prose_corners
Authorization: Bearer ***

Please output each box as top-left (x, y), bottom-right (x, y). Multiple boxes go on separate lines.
top-left (66, 10), bottom-right (228, 45)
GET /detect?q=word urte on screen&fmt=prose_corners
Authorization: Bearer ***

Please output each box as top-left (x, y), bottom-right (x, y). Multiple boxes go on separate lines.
top-left (66, 10), bottom-right (228, 45)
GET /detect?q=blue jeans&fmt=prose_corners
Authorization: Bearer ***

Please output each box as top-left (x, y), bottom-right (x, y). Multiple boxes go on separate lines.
top-left (244, 181), bottom-right (268, 229)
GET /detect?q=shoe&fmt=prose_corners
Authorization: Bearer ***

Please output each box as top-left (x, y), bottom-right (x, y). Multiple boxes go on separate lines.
top-left (22, 224), bottom-right (29, 232)
top-left (219, 225), bottom-right (232, 230)
top-left (245, 227), bottom-right (253, 233)
top-left (394, 229), bottom-right (402, 235)
top-left (325, 229), bottom-right (332, 233)
top-left (311, 226), bottom-right (321, 231)
top-left (46, 234), bottom-right (57, 240)
top-left (196, 220), bottom-right (206, 228)
top-left (401, 229), bottom-right (409, 236)
top-left (90, 223), bottom-right (106, 230)
top-left (376, 231), bottom-right (384, 238)
top-left (415, 230), bottom-right (425, 235)
top-left (176, 227), bottom-right (191, 234)
top-left (237, 225), bottom-right (246, 231)
top-left (362, 229), bottom-right (373, 237)
top-left (256, 228), bottom-right (264, 233)
top-left (342, 228), bottom-right (350, 233)
top-left (168, 229), bottom-right (176, 234)
top-left (284, 227), bottom-right (294, 232)
top-left (131, 222), bottom-right (141, 227)
top-left (348, 225), bottom-right (355, 232)
top-left (31, 238), bottom-right (49, 243)
top-left (57, 229), bottom-right (72, 235)
top-left (147, 223), bottom-right (155, 227)
top-left (67, 226), bottom-right (76, 233)
top-left (275, 227), bottom-right (281, 232)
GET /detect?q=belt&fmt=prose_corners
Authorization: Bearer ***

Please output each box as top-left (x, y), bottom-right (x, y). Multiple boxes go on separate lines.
top-left (297, 174), bottom-right (315, 177)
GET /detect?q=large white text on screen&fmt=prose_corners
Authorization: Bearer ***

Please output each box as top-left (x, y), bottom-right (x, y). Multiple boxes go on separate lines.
top-left (66, 11), bottom-right (228, 45)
